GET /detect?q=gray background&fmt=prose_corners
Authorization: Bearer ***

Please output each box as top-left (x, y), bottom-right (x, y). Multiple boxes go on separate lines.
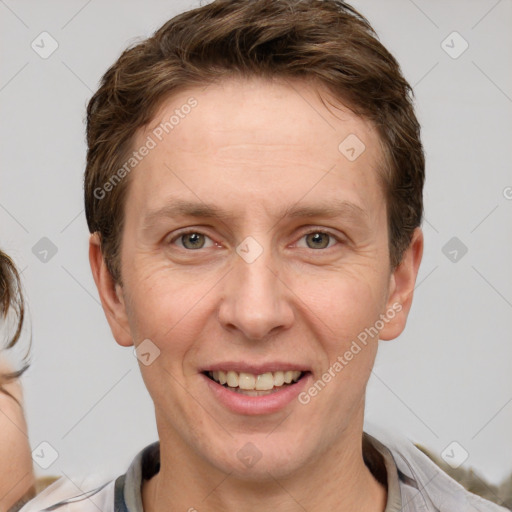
top-left (1, 0), bottom-right (511, 488)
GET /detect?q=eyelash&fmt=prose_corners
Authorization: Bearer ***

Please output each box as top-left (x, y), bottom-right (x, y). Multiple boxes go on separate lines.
top-left (169, 228), bottom-right (343, 250)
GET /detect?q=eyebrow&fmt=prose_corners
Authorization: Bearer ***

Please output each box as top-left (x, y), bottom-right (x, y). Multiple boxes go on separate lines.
top-left (282, 200), bottom-right (368, 222)
top-left (142, 198), bottom-right (369, 230)
top-left (142, 201), bottom-right (232, 231)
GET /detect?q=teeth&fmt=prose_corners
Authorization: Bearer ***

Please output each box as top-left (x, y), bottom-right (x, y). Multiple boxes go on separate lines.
top-left (273, 371), bottom-right (285, 387)
top-left (239, 372), bottom-right (256, 390)
top-left (226, 371), bottom-right (238, 387)
top-left (255, 372), bottom-right (273, 390)
top-left (208, 370), bottom-right (302, 390)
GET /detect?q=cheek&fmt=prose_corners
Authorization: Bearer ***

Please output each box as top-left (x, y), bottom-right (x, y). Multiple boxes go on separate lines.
top-left (301, 266), bottom-right (388, 346)
top-left (124, 264), bottom-right (216, 357)
top-left (124, 276), bottom-right (213, 408)
top-left (307, 281), bottom-right (384, 396)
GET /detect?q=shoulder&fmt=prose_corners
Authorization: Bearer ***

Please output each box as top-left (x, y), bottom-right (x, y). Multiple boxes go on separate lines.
top-left (19, 475), bottom-right (116, 512)
top-left (18, 442), bottom-right (159, 512)
top-left (367, 429), bottom-right (509, 512)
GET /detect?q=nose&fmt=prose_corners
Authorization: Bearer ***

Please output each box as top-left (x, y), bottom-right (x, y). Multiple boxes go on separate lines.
top-left (218, 244), bottom-right (294, 341)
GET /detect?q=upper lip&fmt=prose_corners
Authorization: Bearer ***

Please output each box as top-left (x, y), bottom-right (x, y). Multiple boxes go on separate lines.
top-left (201, 362), bottom-right (310, 374)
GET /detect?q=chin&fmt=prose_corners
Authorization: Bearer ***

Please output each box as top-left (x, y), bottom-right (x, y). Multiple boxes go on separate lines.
top-left (203, 433), bottom-right (313, 482)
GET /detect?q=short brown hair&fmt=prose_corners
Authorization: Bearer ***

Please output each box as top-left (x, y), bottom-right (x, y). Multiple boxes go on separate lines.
top-left (0, 250), bottom-right (29, 401)
top-left (84, 0), bottom-right (424, 281)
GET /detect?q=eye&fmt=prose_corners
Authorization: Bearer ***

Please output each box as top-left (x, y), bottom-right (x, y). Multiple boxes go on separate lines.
top-left (173, 231), bottom-right (215, 250)
top-left (297, 231), bottom-right (338, 250)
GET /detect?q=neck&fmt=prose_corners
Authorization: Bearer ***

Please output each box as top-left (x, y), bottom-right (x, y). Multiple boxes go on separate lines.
top-left (142, 421), bottom-right (387, 512)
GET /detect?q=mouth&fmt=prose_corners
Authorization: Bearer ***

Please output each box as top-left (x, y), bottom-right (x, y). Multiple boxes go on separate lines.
top-left (204, 370), bottom-right (306, 396)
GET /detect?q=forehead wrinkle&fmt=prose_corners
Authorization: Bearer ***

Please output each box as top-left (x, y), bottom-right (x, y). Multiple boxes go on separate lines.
top-left (141, 197), bottom-right (371, 234)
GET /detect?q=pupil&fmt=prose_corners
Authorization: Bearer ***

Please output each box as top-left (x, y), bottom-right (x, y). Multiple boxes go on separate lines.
top-left (184, 233), bottom-right (204, 249)
top-left (308, 232), bottom-right (328, 249)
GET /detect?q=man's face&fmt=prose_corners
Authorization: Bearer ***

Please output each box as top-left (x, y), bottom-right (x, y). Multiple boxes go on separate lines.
top-left (94, 77), bottom-right (421, 479)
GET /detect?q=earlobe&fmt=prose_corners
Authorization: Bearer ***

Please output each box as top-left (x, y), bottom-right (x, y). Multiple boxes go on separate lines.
top-left (88, 233), bottom-right (133, 347)
top-left (379, 228), bottom-right (424, 341)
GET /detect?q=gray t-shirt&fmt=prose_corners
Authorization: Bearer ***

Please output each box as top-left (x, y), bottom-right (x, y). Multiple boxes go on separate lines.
top-left (20, 432), bottom-right (508, 511)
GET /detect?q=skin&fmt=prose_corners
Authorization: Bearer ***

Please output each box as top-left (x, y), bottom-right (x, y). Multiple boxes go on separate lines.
top-left (90, 76), bottom-right (423, 512)
top-left (0, 361), bottom-right (34, 512)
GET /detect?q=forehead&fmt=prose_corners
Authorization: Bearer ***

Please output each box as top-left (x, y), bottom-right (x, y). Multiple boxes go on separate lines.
top-left (127, 76), bottom-right (386, 219)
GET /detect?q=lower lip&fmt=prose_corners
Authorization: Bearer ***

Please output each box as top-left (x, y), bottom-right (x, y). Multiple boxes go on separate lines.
top-left (202, 373), bottom-right (311, 415)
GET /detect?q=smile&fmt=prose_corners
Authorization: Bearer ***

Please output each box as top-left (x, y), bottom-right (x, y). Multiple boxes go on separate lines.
top-left (202, 364), bottom-right (311, 414)
top-left (206, 370), bottom-right (303, 396)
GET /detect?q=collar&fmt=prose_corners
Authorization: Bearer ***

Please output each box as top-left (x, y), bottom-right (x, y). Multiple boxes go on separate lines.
top-left (115, 434), bottom-right (411, 512)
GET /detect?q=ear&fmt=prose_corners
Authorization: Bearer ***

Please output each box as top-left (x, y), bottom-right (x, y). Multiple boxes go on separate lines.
top-left (379, 228), bottom-right (423, 341)
top-left (89, 233), bottom-right (133, 347)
